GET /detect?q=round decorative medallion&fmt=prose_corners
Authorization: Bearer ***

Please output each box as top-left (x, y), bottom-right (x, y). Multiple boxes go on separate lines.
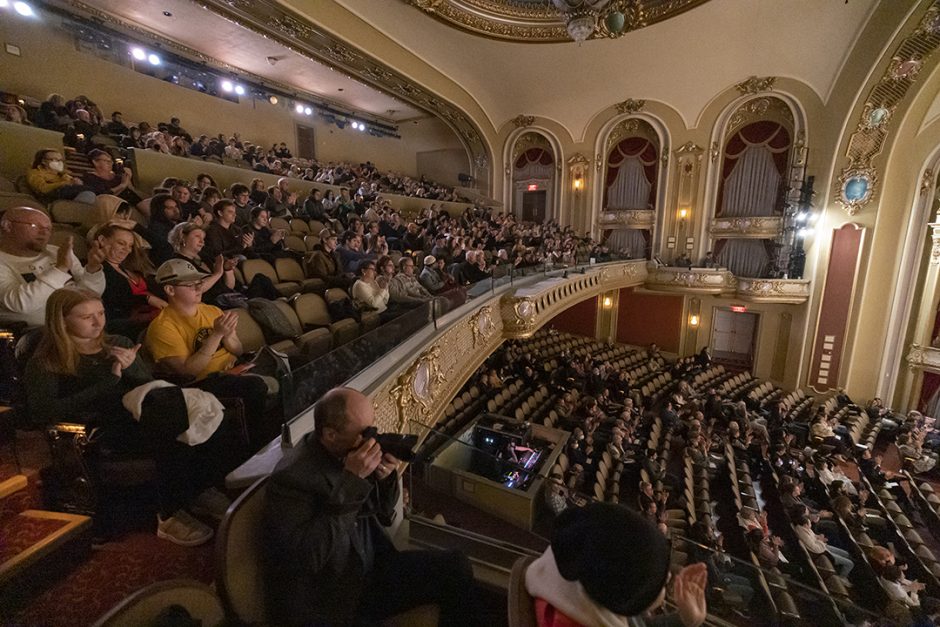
top-left (844, 176), bottom-right (870, 202)
top-left (866, 106), bottom-right (890, 129)
top-left (413, 360), bottom-right (431, 400)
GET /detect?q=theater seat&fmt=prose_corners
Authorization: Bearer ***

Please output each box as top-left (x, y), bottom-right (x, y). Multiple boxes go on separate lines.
top-left (292, 292), bottom-right (360, 347)
top-left (275, 257), bottom-right (325, 293)
top-left (92, 579), bottom-right (223, 627)
top-left (242, 258), bottom-right (301, 297)
top-left (270, 299), bottom-right (332, 359)
top-left (507, 556), bottom-right (538, 627)
top-left (324, 287), bottom-right (380, 334)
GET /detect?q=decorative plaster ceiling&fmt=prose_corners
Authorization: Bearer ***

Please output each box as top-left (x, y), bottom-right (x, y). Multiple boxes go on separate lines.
top-left (401, 0), bottom-right (712, 43)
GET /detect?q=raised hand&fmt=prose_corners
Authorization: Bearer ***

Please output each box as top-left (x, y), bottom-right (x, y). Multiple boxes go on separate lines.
top-left (344, 438), bottom-right (382, 478)
top-left (85, 240), bottom-right (106, 273)
top-left (673, 562), bottom-right (708, 627)
top-left (56, 236), bottom-right (74, 272)
top-left (110, 343), bottom-right (141, 375)
top-left (374, 452), bottom-right (400, 480)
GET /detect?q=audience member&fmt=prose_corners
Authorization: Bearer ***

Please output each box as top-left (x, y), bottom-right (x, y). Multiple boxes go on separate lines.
top-left (26, 148), bottom-right (96, 204)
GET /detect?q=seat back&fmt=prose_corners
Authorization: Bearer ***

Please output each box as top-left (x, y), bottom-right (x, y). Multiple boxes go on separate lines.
top-left (290, 218), bottom-right (310, 234)
top-left (233, 307), bottom-right (267, 352)
top-left (92, 579), bottom-right (223, 627)
top-left (507, 556), bottom-right (538, 627)
top-left (242, 258), bottom-right (280, 286)
top-left (283, 234), bottom-right (306, 253)
top-left (269, 217), bottom-right (291, 232)
top-left (293, 292), bottom-right (333, 328)
top-left (215, 476), bottom-right (269, 625)
top-left (271, 298), bottom-right (304, 336)
top-left (275, 257), bottom-right (306, 283)
top-left (304, 234), bottom-right (321, 251)
top-left (324, 287), bottom-right (351, 304)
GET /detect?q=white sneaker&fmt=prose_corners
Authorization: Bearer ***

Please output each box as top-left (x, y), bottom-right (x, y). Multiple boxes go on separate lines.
top-left (157, 510), bottom-right (214, 547)
top-left (190, 487), bottom-right (232, 521)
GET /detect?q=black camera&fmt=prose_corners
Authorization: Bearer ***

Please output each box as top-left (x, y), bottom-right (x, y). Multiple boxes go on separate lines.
top-left (361, 426), bottom-right (418, 462)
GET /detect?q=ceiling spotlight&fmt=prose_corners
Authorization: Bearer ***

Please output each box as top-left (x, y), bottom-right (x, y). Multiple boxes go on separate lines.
top-left (234, 84), bottom-right (246, 95)
top-left (131, 47), bottom-right (147, 61)
top-left (221, 80), bottom-right (234, 93)
top-left (0, 0), bottom-right (11, 8)
top-left (269, 95), bottom-right (279, 105)
top-left (162, 10), bottom-right (173, 17)
top-left (357, 123), bottom-right (366, 132)
top-left (304, 107), bottom-right (312, 116)
top-left (12, 1), bottom-right (34, 16)
top-left (294, 103), bottom-right (304, 113)
top-left (147, 53), bottom-right (161, 66)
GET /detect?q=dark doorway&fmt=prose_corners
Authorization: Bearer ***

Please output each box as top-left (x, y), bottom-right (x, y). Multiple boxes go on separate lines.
top-left (296, 124), bottom-right (316, 160)
top-left (522, 191), bottom-right (546, 223)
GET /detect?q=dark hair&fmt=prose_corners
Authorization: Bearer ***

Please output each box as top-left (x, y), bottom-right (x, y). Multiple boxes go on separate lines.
top-left (213, 199), bottom-right (235, 217)
top-left (249, 206), bottom-right (268, 221)
top-left (196, 173), bottom-right (217, 186)
top-left (231, 183), bottom-right (250, 197)
top-left (111, 111), bottom-right (122, 117)
top-left (199, 186), bottom-right (221, 203)
top-left (31, 148), bottom-right (58, 169)
top-left (87, 148), bottom-right (110, 162)
top-left (150, 193), bottom-right (177, 223)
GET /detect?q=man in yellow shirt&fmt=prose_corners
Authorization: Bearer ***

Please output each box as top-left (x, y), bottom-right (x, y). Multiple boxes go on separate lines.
top-left (146, 259), bottom-right (271, 448)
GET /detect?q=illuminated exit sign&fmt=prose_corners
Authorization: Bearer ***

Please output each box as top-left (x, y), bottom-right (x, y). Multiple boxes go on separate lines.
top-left (730, 305), bottom-right (747, 313)
top-left (527, 184), bottom-right (538, 191)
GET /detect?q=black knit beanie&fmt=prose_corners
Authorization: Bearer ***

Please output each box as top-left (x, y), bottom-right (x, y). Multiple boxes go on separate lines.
top-left (551, 502), bottom-right (671, 617)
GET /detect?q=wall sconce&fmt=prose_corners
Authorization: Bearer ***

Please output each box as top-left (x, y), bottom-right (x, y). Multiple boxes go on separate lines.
top-left (573, 176), bottom-right (584, 191)
top-left (688, 314), bottom-right (700, 328)
top-left (602, 296), bottom-right (613, 309)
top-left (678, 207), bottom-right (689, 221)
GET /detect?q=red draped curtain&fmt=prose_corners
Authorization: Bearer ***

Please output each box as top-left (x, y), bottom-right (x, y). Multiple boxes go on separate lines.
top-left (515, 148), bottom-right (553, 169)
top-left (604, 137), bottom-right (658, 209)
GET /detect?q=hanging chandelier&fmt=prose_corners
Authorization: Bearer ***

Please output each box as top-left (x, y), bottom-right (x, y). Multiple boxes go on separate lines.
top-left (551, 0), bottom-right (613, 43)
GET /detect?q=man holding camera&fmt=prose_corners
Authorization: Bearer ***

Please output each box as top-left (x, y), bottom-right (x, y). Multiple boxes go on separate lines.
top-left (264, 387), bottom-right (475, 626)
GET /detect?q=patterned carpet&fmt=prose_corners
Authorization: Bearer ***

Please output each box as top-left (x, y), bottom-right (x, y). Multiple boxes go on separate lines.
top-left (4, 531), bottom-right (214, 627)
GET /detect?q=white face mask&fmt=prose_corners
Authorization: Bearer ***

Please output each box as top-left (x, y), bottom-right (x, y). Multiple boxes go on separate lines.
top-left (48, 160), bottom-right (65, 173)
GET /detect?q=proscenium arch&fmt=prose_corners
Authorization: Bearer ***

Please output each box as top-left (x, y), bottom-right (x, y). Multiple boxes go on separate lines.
top-left (592, 112), bottom-right (672, 247)
top-left (502, 126), bottom-right (564, 222)
top-left (698, 91), bottom-right (809, 253)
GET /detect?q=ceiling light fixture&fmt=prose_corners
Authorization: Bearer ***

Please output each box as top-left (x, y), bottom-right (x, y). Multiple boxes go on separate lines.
top-left (294, 103), bottom-right (304, 114)
top-left (12, 1), bottom-right (34, 17)
top-left (234, 84), bottom-right (246, 95)
top-left (221, 80), bottom-right (234, 93)
top-left (131, 47), bottom-right (146, 61)
top-left (147, 53), bottom-right (161, 66)
top-left (269, 95), bottom-right (278, 105)
top-left (304, 107), bottom-right (313, 115)
top-left (551, 0), bottom-right (611, 44)
top-left (0, 0), bottom-right (11, 8)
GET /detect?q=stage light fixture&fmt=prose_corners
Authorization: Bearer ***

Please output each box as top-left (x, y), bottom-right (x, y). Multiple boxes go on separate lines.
top-left (234, 84), bottom-right (245, 95)
top-left (295, 103), bottom-right (305, 114)
top-left (304, 107), bottom-right (312, 115)
top-left (147, 53), bottom-right (161, 66)
top-left (221, 80), bottom-right (234, 93)
top-left (131, 47), bottom-right (147, 61)
top-left (0, 1), bottom-right (11, 9)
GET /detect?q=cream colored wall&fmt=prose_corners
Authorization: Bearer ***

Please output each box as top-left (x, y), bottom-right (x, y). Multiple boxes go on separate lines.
top-left (0, 14), bottom-right (465, 178)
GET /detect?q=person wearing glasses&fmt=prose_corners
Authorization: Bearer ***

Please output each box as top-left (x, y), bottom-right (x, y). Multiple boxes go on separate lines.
top-left (0, 206), bottom-right (106, 327)
top-left (25, 148), bottom-right (96, 204)
top-left (81, 149), bottom-right (142, 204)
top-left (144, 259), bottom-right (271, 448)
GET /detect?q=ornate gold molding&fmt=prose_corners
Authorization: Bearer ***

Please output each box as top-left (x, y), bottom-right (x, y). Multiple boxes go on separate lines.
top-left (735, 278), bottom-right (811, 304)
top-left (709, 216), bottom-right (784, 239)
top-left (735, 76), bottom-right (777, 95)
top-left (469, 305), bottom-right (496, 348)
top-left (645, 266), bottom-right (737, 294)
top-left (512, 131), bottom-right (552, 163)
top-left (726, 96), bottom-right (793, 138)
top-left (388, 345), bottom-right (446, 432)
top-left (836, 2), bottom-right (940, 215)
top-left (907, 343), bottom-right (940, 373)
top-left (402, 0), bottom-right (711, 43)
top-left (511, 114), bottom-right (536, 128)
top-left (615, 99), bottom-right (646, 114)
top-left (675, 142), bottom-right (703, 155)
top-left (606, 117), bottom-right (657, 152)
top-left (599, 209), bottom-right (656, 229)
top-left (930, 219), bottom-right (940, 265)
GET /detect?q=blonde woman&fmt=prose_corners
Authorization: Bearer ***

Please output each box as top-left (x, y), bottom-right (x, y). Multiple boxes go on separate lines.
top-left (25, 287), bottom-right (241, 546)
top-left (95, 223), bottom-right (165, 337)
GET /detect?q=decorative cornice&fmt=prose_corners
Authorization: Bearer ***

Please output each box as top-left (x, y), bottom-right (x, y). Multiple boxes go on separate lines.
top-left (709, 216), bottom-right (784, 239)
top-left (930, 219), bottom-right (940, 265)
top-left (77, 0), bottom-right (492, 168)
top-left (511, 114), bottom-right (536, 128)
top-left (735, 278), bottom-right (811, 304)
top-left (567, 152), bottom-right (591, 167)
top-left (906, 343), bottom-right (940, 373)
top-left (599, 209), bottom-right (655, 229)
top-left (645, 266), bottom-right (737, 294)
top-left (735, 76), bottom-right (777, 95)
top-left (615, 99), bottom-right (646, 114)
top-left (726, 96), bottom-right (793, 138)
top-left (402, 0), bottom-right (711, 43)
top-left (675, 142), bottom-right (703, 155)
top-left (836, 1), bottom-right (940, 215)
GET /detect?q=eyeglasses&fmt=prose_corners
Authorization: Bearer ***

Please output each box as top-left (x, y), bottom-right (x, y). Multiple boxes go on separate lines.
top-left (8, 220), bottom-right (51, 232)
top-left (94, 157), bottom-right (113, 163)
top-left (173, 280), bottom-right (205, 288)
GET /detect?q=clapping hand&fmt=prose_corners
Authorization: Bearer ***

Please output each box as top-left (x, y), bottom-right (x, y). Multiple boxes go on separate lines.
top-left (672, 562), bottom-right (708, 627)
top-left (110, 343), bottom-right (141, 377)
top-left (56, 236), bottom-right (74, 272)
top-left (85, 240), bottom-right (105, 273)
top-left (212, 310), bottom-right (239, 338)
top-left (241, 232), bottom-right (255, 248)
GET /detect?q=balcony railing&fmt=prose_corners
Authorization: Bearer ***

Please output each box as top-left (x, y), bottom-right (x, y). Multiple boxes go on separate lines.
top-left (598, 208), bottom-right (655, 229)
top-left (644, 266), bottom-right (811, 303)
top-left (709, 216), bottom-right (784, 238)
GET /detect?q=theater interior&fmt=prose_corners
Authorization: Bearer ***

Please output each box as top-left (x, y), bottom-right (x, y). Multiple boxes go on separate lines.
top-left (4, 0), bottom-right (940, 625)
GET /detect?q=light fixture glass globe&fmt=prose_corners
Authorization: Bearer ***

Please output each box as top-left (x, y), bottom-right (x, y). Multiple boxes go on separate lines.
top-left (566, 14), bottom-right (597, 43)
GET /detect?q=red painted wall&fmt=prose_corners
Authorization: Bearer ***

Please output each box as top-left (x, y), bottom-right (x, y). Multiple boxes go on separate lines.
top-left (616, 289), bottom-right (683, 353)
top-left (547, 297), bottom-right (598, 338)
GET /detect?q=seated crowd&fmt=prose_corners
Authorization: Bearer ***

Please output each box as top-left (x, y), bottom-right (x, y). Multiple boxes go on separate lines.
top-left (432, 331), bottom-right (940, 625)
top-left (3, 89), bottom-right (470, 203)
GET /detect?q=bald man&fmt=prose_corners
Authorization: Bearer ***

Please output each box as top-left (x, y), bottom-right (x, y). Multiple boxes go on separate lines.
top-left (264, 387), bottom-right (475, 626)
top-left (0, 206), bottom-right (105, 327)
